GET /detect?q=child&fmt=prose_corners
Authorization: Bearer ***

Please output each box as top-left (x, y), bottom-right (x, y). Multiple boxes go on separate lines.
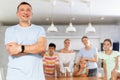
top-left (73, 59), bottom-right (88, 77)
top-left (98, 39), bottom-right (119, 80)
top-left (43, 43), bottom-right (60, 78)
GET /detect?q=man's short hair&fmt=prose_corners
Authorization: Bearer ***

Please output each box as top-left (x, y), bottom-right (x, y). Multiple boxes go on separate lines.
top-left (49, 43), bottom-right (56, 49)
top-left (81, 36), bottom-right (88, 41)
top-left (17, 2), bottom-right (32, 11)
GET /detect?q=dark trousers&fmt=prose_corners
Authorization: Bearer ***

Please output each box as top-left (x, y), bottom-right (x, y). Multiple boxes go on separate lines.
top-left (88, 68), bottom-right (97, 77)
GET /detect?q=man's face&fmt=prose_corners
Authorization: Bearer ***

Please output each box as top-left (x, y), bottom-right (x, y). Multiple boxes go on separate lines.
top-left (82, 38), bottom-right (89, 46)
top-left (16, 4), bottom-right (32, 22)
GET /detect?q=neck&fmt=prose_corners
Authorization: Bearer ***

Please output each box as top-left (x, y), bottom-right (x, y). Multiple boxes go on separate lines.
top-left (49, 52), bottom-right (53, 56)
top-left (105, 50), bottom-right (112, 54)
top-left (85, 45), bottom-right (91, 50)
top-left (64, 47), bottom-right (69, 51)
top-left (19, 21), bottom-right (31, 27)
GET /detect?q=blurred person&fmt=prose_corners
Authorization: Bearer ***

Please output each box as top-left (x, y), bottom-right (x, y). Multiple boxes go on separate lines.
top-left (77, 36), bottom-right (98, 77)
top-left (58, 38), bottom-right (75, 77)
top-left (98, 39), bottom-right (119, 80)
top-left (73, 59), bottom-right (89, 77)
top-left (43, 43), bottom-right (60, 78)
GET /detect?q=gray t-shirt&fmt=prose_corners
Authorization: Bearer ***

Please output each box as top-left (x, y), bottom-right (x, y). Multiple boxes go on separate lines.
top-left (79, 47), bottom-right (98, 69)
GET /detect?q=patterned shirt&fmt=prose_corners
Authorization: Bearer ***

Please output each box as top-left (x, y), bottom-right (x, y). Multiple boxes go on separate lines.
top-left (43, 53), bottom-right (59, 77)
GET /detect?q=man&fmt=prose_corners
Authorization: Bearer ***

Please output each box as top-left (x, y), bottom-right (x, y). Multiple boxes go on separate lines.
top-left (77, 36), bottom-right (98, 77)
top-left (43, 43), bottom-right (60, 78)
top-left (5, 2), bottom-right (46, 80)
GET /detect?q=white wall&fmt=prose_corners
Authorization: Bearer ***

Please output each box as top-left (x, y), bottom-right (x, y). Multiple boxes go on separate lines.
top-left (47, 36), bottom-right (100, 50)
top-left (44, 24), bottom-right (120, 50)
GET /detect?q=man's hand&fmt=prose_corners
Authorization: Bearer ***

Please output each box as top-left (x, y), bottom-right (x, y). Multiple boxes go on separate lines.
top-left (6, 42), bottom-right (21, 56)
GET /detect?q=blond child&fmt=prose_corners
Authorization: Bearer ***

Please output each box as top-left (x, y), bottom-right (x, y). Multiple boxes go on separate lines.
top-left (73, 59), bottom-right (89, 77)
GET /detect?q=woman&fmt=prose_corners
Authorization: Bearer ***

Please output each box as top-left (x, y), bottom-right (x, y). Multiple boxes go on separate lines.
top-left (98, 39), bottom-right (119, 80)
top-left (58, 38), bottom-right (75, 77)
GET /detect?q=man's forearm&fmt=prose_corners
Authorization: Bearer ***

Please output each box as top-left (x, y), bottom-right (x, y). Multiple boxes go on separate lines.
top-left (23, 38), bottom-right (46, 54)
top-left (24, 43), bottom-right (46, 54)
top-left (6, 37), bottom-right (46, 56)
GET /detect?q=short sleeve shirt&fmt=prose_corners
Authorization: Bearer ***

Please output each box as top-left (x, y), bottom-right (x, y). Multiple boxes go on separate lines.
top-left (5, 24), bottom-right (46, 80)
top-left (79, 47), bottom-right (98, 69)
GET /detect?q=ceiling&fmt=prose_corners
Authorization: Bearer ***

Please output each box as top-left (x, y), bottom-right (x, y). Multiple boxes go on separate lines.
top-left (0, 0), bottom-right (120, 25)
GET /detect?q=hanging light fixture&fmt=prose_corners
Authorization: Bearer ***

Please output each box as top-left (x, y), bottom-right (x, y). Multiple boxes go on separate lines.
top-left (47, 0), bottom-right (58, 32)
top-left (85, 1), bottom-right (96, 33)
top-left (66, 0), bottom-right (76, 33)
top-left (66, 22), bottom-right (76, 33)
top-left (85, 22), bottom-right (96, 33)
top-left (47, 22), bottom-right (58, 32)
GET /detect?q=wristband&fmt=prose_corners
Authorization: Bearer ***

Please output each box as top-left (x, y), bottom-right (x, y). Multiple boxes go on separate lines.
top-left (21, 45), bottom-right (25, 53)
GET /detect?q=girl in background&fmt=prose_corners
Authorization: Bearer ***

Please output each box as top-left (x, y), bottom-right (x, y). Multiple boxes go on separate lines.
top-left (98, 39), bottom-right (119, 80)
